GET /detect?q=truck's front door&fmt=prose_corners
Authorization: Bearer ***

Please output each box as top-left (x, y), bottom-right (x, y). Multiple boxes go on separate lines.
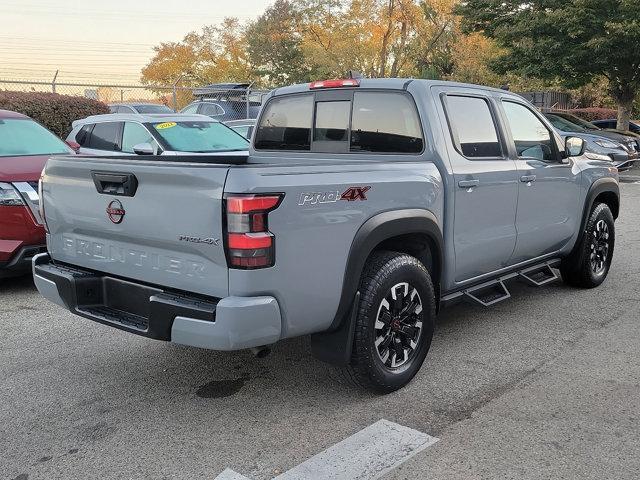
top-left (438, 90), bottom-right (519, 283)
top-left (499, 99), bottom-right (581, 262)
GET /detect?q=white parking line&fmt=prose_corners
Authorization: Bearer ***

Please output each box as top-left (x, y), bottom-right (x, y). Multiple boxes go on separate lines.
top-left (215, 419), bottom-right (439, 480)
top-left (216, 469), bottom-right (253, 480)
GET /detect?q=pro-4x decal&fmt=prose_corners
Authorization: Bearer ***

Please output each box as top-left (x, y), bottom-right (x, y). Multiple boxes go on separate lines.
top-left (298, 186), bottom-right (371, 206)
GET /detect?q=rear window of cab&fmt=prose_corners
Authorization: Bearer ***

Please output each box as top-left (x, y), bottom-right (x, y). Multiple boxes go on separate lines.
top-left (254, 91), bottom-right (424, 154)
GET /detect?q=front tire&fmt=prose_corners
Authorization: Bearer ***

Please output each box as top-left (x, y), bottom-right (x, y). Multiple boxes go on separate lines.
top-left (560, 203), bottom-right (615, 288)
top-left (342, 251), bottom-right (436, 393)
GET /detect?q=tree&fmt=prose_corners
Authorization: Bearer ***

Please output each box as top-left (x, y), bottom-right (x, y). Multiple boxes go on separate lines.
top-left (456, 0), bottom-right (640, 130)
top-left (245, 0), bottom-right (310, 86)
top-left (141, 18), bottom-right (257, 88)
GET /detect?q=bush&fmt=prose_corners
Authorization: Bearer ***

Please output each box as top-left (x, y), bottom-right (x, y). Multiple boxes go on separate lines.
top-left (566, 107), bottom-right (618, 122)
top-left (0, 90), bottom-right (109, 137)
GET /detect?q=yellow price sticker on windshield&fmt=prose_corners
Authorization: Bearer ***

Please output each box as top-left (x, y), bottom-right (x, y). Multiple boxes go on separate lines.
top-left (155, 122), bottom-right (177, 130)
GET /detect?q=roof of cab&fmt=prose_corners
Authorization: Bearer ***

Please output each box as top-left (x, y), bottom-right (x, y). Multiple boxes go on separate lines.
top-left (0, 109), bottom-right (30, 119)
top-left (271, 78), bottom-right (515, 97)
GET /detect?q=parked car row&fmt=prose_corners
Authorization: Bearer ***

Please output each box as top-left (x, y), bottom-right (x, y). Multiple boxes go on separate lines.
top-left (108, 103), bottom-right (175, 114)
top-left (543, 111), bottom-right (639, 171)
top-left (592, 118), bottom-right (640, 135)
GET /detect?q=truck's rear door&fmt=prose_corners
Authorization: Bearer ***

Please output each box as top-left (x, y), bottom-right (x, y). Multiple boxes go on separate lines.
top-left (41, 155), bottom-right (231, 298)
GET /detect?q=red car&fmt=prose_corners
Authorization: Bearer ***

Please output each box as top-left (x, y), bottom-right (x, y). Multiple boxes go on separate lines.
top-left (0, 110), bottom-right (73, 278)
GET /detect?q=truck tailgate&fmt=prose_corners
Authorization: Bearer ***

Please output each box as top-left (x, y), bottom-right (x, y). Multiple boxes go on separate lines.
top-left (41, 156), bottom-right (230, 298)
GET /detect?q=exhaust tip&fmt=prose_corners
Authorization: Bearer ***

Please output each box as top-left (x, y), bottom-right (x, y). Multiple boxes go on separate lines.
top-left (250, 346), bottom-right (271, 358)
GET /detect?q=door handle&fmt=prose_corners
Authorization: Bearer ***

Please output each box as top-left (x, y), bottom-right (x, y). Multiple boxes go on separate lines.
top-left (91, 171), bottom-right (139, 196)
top-left (520, 175), bottom-right (537, 183)
top-left (458, 179), bottom-right (479, 189)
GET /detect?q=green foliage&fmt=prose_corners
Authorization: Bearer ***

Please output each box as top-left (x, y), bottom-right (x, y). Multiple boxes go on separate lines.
top-left (245, 0), bottom-right (311, 85)
top-left (141, 0), bottom-right (505, 90)
top-left (0, 91), bottom-right (109, 137)
top-left (567, 107), bottom-right (619, 122)
top-left (456, 0), bottom-right (640, 126)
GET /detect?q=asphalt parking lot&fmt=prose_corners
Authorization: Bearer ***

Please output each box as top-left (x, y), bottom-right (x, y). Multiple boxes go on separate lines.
top-left (2, 179), bottom-right (640, 480)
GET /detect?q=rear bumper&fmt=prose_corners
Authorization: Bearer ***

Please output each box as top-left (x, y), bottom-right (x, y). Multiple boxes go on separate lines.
top-left (32, 253), bottom-right (282, 350)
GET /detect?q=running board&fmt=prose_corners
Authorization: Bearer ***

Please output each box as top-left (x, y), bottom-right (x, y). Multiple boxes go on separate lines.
top-left (518, 263), bottom-right (558, 287)
top-left (464, 280), bottom-right (510, 307)
top-left (440, 259), bottom-right (561, 309)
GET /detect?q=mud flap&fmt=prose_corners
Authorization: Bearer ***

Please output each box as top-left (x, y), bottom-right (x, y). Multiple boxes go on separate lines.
top-left (310, 291), bottom-right (360, 365)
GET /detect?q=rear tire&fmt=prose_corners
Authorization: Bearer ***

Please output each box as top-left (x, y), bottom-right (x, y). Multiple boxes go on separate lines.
top-left (341, 251), bottom-right (436, 393)
top-left (560, 203), bottom-right (615, 288)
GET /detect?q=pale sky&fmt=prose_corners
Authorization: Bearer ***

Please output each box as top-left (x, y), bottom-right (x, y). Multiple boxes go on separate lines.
top-left (0, 0), bottom-right (273, 84)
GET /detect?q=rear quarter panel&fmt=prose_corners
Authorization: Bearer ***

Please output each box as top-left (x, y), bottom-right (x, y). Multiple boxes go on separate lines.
top-left (225, 160), bottom-right (443, 338)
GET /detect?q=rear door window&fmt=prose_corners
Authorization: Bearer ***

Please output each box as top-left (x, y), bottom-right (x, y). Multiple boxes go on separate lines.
top-left (444, 96), bottom-right (502, 158)
top-left (85, 122), bottom-right (122, 151)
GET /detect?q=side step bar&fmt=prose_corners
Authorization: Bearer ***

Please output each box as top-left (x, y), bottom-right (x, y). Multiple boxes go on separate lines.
top-left (518, 263), bottom-right (558, 287)
top-left (442, 259), bottom-right (561, 308)
top-left (464, 280), bottom-right (510, 307)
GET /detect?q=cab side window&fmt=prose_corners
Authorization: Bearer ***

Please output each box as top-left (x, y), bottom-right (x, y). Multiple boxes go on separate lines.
top-left (502, 101), bottom-right (556, 162)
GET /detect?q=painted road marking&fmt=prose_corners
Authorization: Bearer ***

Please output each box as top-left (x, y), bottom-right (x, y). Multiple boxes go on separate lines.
top-left (214, 419), bottom-right (439, 480)
top-left (216, 468), bottom-right (253, 480)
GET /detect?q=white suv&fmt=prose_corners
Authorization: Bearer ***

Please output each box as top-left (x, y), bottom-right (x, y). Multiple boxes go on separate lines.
top-left (66, 114), bottom-right (248, 156)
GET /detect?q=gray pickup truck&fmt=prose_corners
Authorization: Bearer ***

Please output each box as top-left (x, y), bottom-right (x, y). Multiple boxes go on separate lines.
top-left (34, 79), bottom-right (620, 392)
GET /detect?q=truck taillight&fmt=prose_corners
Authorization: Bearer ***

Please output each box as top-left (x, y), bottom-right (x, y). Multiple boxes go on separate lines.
top-left (225, 194), bottom-right (283, 269)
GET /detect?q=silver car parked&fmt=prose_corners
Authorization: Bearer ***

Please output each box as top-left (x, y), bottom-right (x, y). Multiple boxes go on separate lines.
top-left (108, 103), bottom-right (174, 114)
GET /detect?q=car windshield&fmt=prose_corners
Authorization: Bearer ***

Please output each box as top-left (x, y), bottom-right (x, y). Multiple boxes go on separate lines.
top-left (0, 118), bottom-right (72, 157)
top-left (134, 104), bottom-right (173, 114)
top-left (544, 113), bottom-right (587, 133)
top-left (547, 112), bottom-right (601, 132)
top-left (149, 120), bottom-right (249, 152)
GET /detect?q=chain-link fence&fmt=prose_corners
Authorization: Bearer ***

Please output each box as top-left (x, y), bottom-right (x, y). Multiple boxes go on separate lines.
top-left (0, 79), bottom-right (269, 121)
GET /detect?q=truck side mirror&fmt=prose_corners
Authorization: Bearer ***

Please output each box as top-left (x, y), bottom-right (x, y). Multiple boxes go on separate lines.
top-left (565, 136), bottom-right (585, 158)
top-left (133, 142), bottom-right (155, 155)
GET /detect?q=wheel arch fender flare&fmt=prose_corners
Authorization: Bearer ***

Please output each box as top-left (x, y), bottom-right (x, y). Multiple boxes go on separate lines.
top-left (311, 208), bottom-right (443, 365)
top-left (574, 178), bottom-right (620, 252)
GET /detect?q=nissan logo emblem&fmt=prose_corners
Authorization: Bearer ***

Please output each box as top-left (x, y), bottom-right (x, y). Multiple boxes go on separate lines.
top-left (106, 199), bottom-right (125, 224)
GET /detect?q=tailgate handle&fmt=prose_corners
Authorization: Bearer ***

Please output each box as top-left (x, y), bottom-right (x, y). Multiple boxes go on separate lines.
top-left (91, 171), bottom-right (138, 197)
